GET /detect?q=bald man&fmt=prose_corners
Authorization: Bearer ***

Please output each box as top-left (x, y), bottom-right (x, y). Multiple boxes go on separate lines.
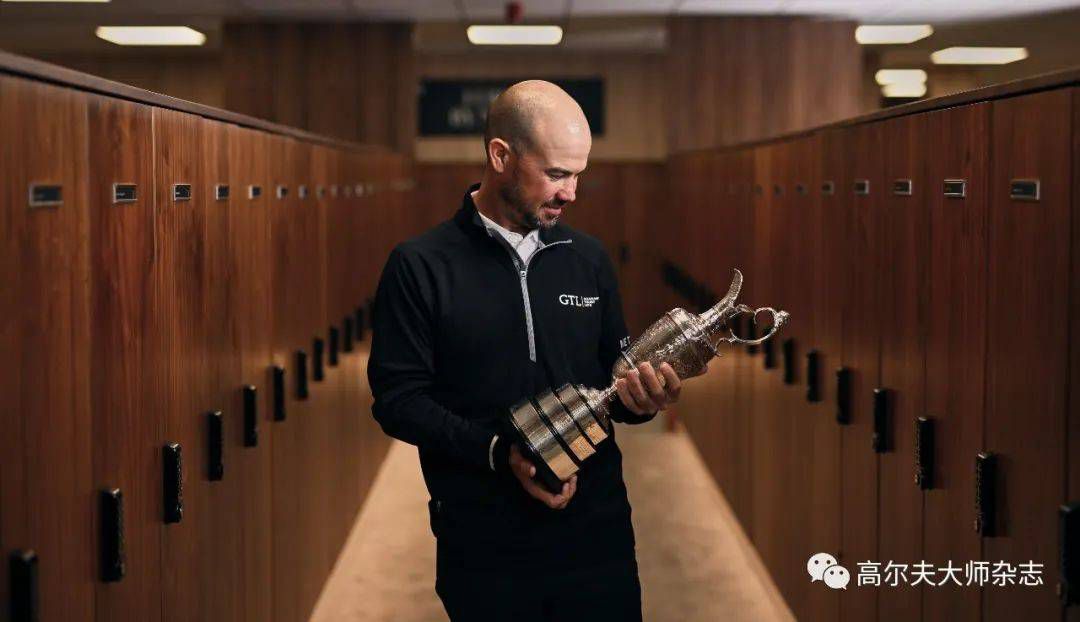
top-left (368, 81), bottom-right (681, 621)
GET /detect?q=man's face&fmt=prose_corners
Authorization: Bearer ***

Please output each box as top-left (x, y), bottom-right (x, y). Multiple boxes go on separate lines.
top-left (498, 117), bottom-right (591, 231)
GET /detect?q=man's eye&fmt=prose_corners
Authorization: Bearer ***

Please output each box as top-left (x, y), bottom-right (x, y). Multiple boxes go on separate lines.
top-left (548, 173), bottom-right (564, 180)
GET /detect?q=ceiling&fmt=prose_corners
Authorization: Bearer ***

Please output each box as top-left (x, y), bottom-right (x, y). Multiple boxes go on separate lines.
top-left (0, 0), bottom-right (1078, 23)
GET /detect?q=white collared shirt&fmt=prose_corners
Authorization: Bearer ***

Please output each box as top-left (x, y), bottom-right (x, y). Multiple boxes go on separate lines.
top-left (477, 208), bottom-right (541, 265)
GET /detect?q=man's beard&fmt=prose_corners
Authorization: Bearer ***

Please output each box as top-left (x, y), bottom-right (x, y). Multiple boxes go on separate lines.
top-left (498, 178), bottom-right (557, 230)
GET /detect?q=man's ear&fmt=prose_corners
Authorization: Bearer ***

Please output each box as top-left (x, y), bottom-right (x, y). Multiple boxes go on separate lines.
top-left (488, 139), bottom-right (511, 173)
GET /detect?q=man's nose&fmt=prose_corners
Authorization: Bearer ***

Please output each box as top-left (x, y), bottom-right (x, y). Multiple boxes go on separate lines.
top-left (556, 178), bottom-right (577, 204)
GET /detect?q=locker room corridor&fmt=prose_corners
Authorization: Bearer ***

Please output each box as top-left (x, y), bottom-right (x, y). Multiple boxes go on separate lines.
top-left (309, 416), bottom-right (793, 622)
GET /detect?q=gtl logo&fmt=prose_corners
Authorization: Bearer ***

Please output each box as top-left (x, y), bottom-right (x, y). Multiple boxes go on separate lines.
top-left (558, 294), bottom-right (599, 308)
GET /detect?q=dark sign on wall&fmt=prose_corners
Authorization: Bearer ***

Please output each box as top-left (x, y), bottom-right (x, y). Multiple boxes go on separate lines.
top-left (418, 78), bottom-right (605, 137)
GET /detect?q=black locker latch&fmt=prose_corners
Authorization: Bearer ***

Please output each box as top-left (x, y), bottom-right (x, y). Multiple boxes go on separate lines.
top-left (914, 417), bottom-right (934, 489)
top-left (836, 367), bottom-right (852, 425)
top-left (806, 350), bottom-right (821, 402)
top-left (782, 338), bottom-right (796, 384)
top-left (207, 411), bottom-right (224, 481)
top-left (100, 488), bottom-right (125, 582)
top-left (243, 385), bottom-right (258, 447)
top-left (872, 388), bottom-right (890, 453)
top-left (272, 365), bottom-right (286, 421)
top-left (10, 549), bottom-right (39, 621)
top-left (163, 443), bottom-right (183, 524)
top-left (975, 452), bottom-right (997, 537)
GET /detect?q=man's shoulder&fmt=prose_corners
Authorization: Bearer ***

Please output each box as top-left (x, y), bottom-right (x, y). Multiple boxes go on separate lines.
top-left (391, 216), bottom-right (467, 260)
top-left (553, 223), bottom-right (613, 271)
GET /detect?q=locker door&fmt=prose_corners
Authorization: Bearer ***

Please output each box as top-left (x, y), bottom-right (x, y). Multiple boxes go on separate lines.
top-left (877, 113), bottom-right (929, 622)
top-left (228, 124), bottom-right (274, 622)
top-left (984, 89), bottom-right (1073, 621)
top-left (804, 127), bottom-right (846, 622)
top-left (152, 106), bottom-right (212, 622)
top-left (923, 101), bottom-right (989, 622)
top-left (839, 121), bottom-right (885, 622)
top-left (200, 116), bottom-right (243, 620)
top-left (86, 92), bottom-right (162, 622)
top-left (0, 75), bottom-right (94, 622)
top-left (1070, 87), bottom-right (1080, 622)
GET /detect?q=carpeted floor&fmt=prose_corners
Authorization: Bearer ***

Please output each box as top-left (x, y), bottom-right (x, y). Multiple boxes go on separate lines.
top-left (310, 416), bottom-right (794, 622)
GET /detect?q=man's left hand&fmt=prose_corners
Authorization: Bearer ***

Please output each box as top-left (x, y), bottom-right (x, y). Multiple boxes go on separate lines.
top-left (615, 361), bottom-right (682, 416)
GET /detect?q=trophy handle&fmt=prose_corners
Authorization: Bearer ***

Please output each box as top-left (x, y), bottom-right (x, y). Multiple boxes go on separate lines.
top-left (722, 305), bottom-right (790, 347)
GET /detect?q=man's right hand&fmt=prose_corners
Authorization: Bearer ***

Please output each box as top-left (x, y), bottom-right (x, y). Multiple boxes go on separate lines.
top-left (508, 443), bottom-right (577, 510)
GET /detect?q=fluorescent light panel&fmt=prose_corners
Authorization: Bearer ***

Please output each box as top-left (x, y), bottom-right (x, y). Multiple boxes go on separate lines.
top-left (882, 82), bottom-right (927, 98)
top-left (931, 47), bottom-right (1028, 65)
top-left (466, 25), bottom-right (563, 46)
top-left (875, 69), bottom-right (928, 86)
top-left (856, 25), bottom-right (933, 45)
top-left (96, 26), bottom-right (206, 46)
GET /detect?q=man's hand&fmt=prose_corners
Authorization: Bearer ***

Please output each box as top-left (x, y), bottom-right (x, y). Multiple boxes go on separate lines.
top-left (509, 443), bottom-right (577, 510)
top-left (615, 361), bottom-right (683, 416)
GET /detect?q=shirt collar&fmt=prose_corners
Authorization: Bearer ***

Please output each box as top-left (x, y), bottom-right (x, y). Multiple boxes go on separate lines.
top-left (455, 182), bottom-right (572, 246)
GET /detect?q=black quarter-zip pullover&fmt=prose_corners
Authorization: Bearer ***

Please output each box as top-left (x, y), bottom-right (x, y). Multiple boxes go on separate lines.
top-left (368, 183), bottom-right (654, 570)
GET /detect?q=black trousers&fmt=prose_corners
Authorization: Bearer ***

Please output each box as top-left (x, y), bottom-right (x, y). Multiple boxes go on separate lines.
top-left (435, 557), bottom-right (643, 622)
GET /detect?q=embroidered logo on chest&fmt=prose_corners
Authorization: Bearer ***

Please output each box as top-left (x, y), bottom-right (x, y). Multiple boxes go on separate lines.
top-left (558, 294), bottom-right (599, 308)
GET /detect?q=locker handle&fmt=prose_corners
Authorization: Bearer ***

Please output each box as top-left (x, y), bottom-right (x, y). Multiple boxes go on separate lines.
top-left (763, 334), bottom-right (776, 369)
top-left (10, 549), bottom-right (39, 621)
top-left (835, 367), bottom-right (852, 425)
top-left (295, 350), bottom-right (309, 400)
top-left (782, 338), bottom-right (796, 384)
top-left (163, 443), bottom-right (183, 524)
top-left (99, 489), bottom-right (125, 582)
top-left (272, 366), bottom-right (286, 421)
top-left (806, 350), bottom-right (821, 402)
top-left (243, 385), bottom-right (258, 447)
top-left (329, 327), bottom-right (340, 367)
top-left (872, 388), bottom-right (890, 453)
top-left (975, 452), bottom-right (997, 537)
top-left (915, 417), bottom-right (934, 489)
top-left (1060, 502), bottom-right (1080, 605)
top-left (207, 411), bottom-right (224, 481)
top-left (313, 338), bottom-right (325, 382)
top-left (343, 317), bottom-right (355, 353)
top-left (745, 317), bottom-right (759, 355)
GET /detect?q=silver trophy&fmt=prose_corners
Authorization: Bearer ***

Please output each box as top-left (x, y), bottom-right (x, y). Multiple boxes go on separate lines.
top-left (509, 269), bottom-right (789, 492)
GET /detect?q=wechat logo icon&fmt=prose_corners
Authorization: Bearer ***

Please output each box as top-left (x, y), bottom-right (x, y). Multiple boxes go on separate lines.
top-left (808, 552), bottom-right (850, 590)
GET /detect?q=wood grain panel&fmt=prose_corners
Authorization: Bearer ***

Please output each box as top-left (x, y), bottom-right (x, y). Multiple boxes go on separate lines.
top-left (228, 124), bottom-right (274, 622)
top-left (923, 102), bottom-right (989, 622)
top-left (86, 90), bottom-right (162, 622)
top-left (839, 122), bottom-right (884, 622)
top-left (983, 88), bottom-right (1073, 621)
top-left (0, 75), bottom-right (94, 622)
top-left (152, 106), bottom-right (214, 622)
top-left (877, 113), bottom-right (928, 622)
top-left (201, 116), bottom-right (243, 621)
top-left (1070, 87), bottom-right (1080, 622)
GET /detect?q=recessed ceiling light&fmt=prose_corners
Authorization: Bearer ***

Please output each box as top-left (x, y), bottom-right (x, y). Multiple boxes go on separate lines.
top-left (931, 47), bottom-right (1028, 65)
top-left (95, 26), bottom-right (206, 46)
top-left (855, 25), bottom-right (933, 45)
top-left (882, 83), bottom-right (927, 98)
top-left (875, 69), bottom-right (928, 86)
top-left (466, 25), bottom-right (563, 46)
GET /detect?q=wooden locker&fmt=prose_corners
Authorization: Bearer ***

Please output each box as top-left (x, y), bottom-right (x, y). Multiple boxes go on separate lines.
top-left (227, 124), bottom-right (275, 622)
top-left (86, 92), bottom-right (162, 622)
top-left (877, 113), bottom-right (929, 622)
top-left (923, 101), bottom-right (990, 622)
top-left (839, 121), bottom-right (884, 622)
top-left (803, 127), bottom-right (845, 622)
top-left (0, 75), bottom-right (94, 622)
top-left (200, 116), bottom-right (244, 620)
top-left (1070, 87), bottom-right (1080, 622)
top-left (984, 89), bottom-right (1073, 621)
top-left (152, 106), bottom-right (214, 622)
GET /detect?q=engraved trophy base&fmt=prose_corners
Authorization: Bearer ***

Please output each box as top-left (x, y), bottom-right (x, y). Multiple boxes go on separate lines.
top-left (508, 383), bottom-right (611, 493)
